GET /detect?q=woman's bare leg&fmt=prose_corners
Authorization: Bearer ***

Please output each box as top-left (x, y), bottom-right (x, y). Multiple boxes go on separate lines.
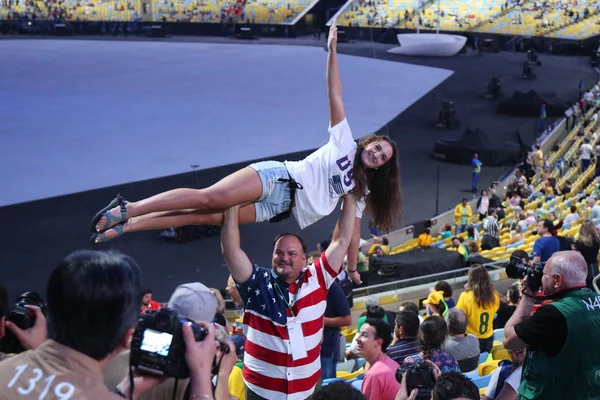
top-left (96, 167), bottom-right (262, 231)
top-left (95, 205), bottom-right (257, 242)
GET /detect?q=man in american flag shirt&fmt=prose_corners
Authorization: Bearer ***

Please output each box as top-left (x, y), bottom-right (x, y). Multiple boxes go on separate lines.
top-left (221, 194), bottom-right (357, 400)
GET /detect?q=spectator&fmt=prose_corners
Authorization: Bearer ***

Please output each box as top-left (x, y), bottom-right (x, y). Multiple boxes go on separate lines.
top-left (482, 347), bottom-right (525, 400)
top-left (321, 279), bottom-right (352, 379)
top-left (481, 209), bottom-right (500, 250)
top-left (387, 310), bottom-right (420, 365)
top-left (547, 211), bottom-right (563, 234)
top-left (358, 318), bottom-right (401, 400)
top-left (494, 282), bottom-right (521, 330)
top-left (572, 220), bottom-right (600, 289)
top-left (454, 199), bottom-right (473, 235)
top-left (456, 265), bottom-right (500, 353)
top-left (439, 224), bottom-right (453, 239)
top-left (402, 316), bottom-right (460, 374)
top-left (580, 137), bottom-right (594, 173)
top-left (434, 281), bottom-right (455, 309)
top-left (399, 301), bottom-right (424, 323)
top-left (476, 189), bottom-right (489, 220)
top-left (452, 237), bottom-right (469, 260)
top-left (466, 225), bottom-right (479, 241)
top-left (312, 381), bottom-right (366, 400)
top-left (587, 197), bottom-right (600, 220)
top-left (504, 251), bottom-right (600, 399)
top-left (563, 205), bottom-right (580, 225)
top-left (471, 153), bottom-right (482, 193)
top-left (443, 308), bottom-right (480, 373)
top-left (357, 305), bottom-right (388, 332)
top-left (368, 236), bottom-right (390, 255)
top-left (423, 291), bottom-right (448, 317)
top-left (226, 274), bottom-right (244, 311)
top-left (532, 220), bottom-right (561, 263)
top-left (103, 282), bottom-right (224, 400)
top-left (534, 202), bottom-right (548, 221)
top-left (140, 289), bottom-right (160, 314)
top-left (418, 228), bottom-right (433, 248)
top-left (510, 225), bottom-right (524, 244)
top-left (210, 288), bottom-right (228, 330)
top-left (0, 250), bottom-right (201, 400)
top-left (430, 371), bottom-right (480, 400)
top-left (531, 144), bottom-right (544, 183)
top-left (221, 195), bottom-right (357, 399)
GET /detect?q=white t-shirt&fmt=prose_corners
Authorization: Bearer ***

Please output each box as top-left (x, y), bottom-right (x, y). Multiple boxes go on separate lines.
top-left (284, 118), bottom-right (366, 229)
top-left (581, 143), bottom-right (594, 160)
top-left (484, 365), bottom-right (522, 399)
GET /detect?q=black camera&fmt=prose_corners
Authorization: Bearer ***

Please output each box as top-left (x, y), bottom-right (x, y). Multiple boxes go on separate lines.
top-left (0, 292), bottom-right (47, 355)
top-left (130, 308), bottom-right (208, 379)
top-left (396, 362), bottom-right (436, 400)
top-left (506, 256), bottom-right (544, 291)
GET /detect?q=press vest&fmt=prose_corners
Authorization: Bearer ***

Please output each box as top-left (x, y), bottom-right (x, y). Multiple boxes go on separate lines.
top-left (518, 289), bottom-right (600, 400)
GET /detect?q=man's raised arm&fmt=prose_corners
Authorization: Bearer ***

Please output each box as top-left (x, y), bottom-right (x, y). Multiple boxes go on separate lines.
top-left (221, 206), bottom-right (253, 284)
top-left (325, 194), bottom-right (357, 273)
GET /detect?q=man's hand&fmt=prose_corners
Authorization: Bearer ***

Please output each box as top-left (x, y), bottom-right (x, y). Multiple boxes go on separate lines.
top-left (183, 321), bottom-right (219, 376)
top-left (349, 270), bottom-right (362, 285)
top-left (218, 340), bottom-right (238, 376)
top-left (395, 360), bottom-right (441, 400)
top-left (327, 20), bottom-right (337, 51)
top-left (6, 305), bottom-right (47, 350)
top-left (395, 373), bottom-right (419, 400)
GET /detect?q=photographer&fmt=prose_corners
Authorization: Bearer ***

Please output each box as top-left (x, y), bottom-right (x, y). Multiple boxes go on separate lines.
top-left (0, 285), bottom-right (47, 361)
top-left (503, 251), bottom-right (600, 399)
top-left (104, 282), bottom-right (239, 400)
top-left (0, 250), bottom-right (215, 400)
top-left (395, 360), bottom-right (479, 400)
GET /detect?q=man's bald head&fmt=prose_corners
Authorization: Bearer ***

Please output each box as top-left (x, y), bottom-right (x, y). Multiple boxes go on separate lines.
top-left (542, 251), bottom-right (588, 295)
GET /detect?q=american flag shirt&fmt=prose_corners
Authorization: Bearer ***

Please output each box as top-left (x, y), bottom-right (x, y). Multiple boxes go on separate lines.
top-left (235, 251), bottom-right (340, 400)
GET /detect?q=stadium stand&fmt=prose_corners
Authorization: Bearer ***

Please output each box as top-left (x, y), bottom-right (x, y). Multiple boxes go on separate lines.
top-left (547, 11), bottom-right (600, 40)
top-left (0, 0), bottom-right (137, 21)
top-left (335, 0), bottom-right (422, 29)
top-left (153, 0), bottom-right (311, 23)
top-left (388, 86), bottom-right (600, 263)
top-left (474, 0), bottom-right (597, 37)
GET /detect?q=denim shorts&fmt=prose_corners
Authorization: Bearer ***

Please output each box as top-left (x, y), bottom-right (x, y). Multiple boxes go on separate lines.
top-left (248, 161), bottom-right (292, 223)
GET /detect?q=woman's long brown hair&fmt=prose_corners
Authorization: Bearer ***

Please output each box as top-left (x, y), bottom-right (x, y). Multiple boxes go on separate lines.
top-left (468, 265), bottom-right (497, 309)
top-left (352, 134), bottom-right (402, 233)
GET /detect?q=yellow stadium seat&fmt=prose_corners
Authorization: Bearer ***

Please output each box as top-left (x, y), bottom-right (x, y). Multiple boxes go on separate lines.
top-left (478, 359), bottom-right (501, 376)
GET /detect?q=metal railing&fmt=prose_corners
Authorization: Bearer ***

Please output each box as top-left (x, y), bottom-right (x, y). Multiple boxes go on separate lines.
top-left (352, 260), bottom-right (508, 298)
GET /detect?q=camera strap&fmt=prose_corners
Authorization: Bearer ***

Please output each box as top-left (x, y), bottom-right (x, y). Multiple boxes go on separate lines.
top-left (521, 286), bottom-right (588, 302)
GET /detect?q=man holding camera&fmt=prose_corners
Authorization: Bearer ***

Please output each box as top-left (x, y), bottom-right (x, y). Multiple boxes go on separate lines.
top-left (0, 250), bottom-right (218, 400)
top-left (221, 194), bottom-right (357, 400)
top-left (503, 251), bottom-right (600, 399)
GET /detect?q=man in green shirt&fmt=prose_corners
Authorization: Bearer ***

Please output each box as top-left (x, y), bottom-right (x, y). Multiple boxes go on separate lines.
top-left (503, 251), bottom-right (600, 399)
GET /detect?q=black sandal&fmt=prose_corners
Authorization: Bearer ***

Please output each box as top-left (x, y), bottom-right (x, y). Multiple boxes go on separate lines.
top-left (90, 194), bottom-right (129, 233)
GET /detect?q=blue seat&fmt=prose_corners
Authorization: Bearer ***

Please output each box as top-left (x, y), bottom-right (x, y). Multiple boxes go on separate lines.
top-left (471, 374), bottom-right (492, 389)
top-left (479, 352), bottom-right (489, 364)
top-left (351, 379), bottom-right (363, 391)
top-left (463, 369), bottom-right (479, 379)
top-left (356, 358), bottom-right (366, 370)
top-left (493, 328), bottom-right (504, 342)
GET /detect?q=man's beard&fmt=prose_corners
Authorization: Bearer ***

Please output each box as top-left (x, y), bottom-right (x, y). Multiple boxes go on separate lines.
top-left (274, 263), bottom-right (295, 281)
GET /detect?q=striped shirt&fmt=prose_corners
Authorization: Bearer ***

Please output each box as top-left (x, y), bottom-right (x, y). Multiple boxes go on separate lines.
top-left (236, 252), bottom-right (338, 400)
top-left (386, 337), bottom-right (421, 365)
top-left (482, 216), bottom-right (499, 239)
